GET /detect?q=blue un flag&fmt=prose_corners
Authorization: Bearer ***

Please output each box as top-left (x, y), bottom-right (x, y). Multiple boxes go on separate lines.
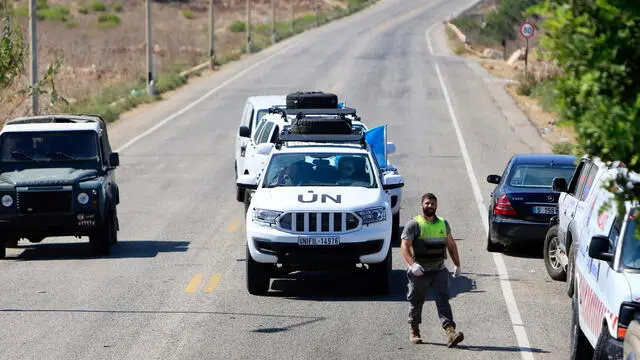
top-left (365, 125), bottom-right (387, 169)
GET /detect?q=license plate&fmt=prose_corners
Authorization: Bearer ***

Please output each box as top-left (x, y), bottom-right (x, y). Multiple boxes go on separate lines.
top-left (297, 236), bottom-right (340, 246)
top-left (533, 206), bottom-right (557, 215)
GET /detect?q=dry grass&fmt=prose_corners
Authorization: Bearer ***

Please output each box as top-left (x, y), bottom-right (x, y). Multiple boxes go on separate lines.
top-left (1, 0), bottom-right (354, 122)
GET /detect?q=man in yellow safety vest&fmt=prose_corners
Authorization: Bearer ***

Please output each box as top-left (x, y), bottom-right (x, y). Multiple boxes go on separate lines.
top-left (400, 192), bottom-right (464, 347)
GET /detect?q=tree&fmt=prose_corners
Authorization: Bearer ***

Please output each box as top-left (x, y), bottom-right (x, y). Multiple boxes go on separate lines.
top-left (530, 0), bottom-right (640, 217)
top-left (0, 15), bottom-right (25, 90)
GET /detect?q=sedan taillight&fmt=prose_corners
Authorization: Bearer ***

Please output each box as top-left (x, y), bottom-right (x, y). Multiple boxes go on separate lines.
top-left (494, 194), bottom-right (517, 216)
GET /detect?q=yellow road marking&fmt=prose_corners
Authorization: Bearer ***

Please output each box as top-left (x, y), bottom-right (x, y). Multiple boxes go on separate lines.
top-left (185, 274), bottom-right (204, 293)
top-left (227, 219), bottom-right (241, 233)
top-left (203, 274), bottom-right (222, 293)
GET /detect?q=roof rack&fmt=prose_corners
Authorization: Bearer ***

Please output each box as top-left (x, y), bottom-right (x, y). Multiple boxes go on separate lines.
top-left (6, 114), bottom-right (105, 126)
top-left (275, 125), bottom-right (367, 149)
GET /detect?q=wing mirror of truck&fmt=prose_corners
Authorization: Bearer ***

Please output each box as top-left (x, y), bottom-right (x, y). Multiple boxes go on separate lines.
top-left (552, 177), bottom-right (568, 192)
top-left (386, 142), bottom-right (396, 155)
top-left (589, 235), bottom-right (614, 262)
top-left (237, 174), bottom-right (258, 190)
top-left (256, 143), bottom-right (274, 155)
top-left (486, 174), bottom-right (501, 184)
top-left (239, 125), bottom-right (251, 138)
top-left (109, 152), bottom-right (120, 167)
top-left (382, 173), bottom-right (404, 190)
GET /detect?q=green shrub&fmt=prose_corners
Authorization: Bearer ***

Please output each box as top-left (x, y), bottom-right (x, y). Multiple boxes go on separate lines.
top-left (181, 10), bottom-right (194, 19)
top-left (229, 21), bottom-right (246, 33)
top-left (91, 1), bottom-right (107, 12)
top-left (552, 141), bottom-right (575, 155)
top-left (78, 7), bottom-right (89, 14)
top-left (98, 13), bottom-right (120, 30)
top-left (113, 3), bottom-right (123, 12)
top-left (37, 6), bottom-right (71, 22)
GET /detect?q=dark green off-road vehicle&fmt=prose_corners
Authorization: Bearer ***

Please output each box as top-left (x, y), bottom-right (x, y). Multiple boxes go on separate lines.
top-left (0, 114), bottom-right (121, 257)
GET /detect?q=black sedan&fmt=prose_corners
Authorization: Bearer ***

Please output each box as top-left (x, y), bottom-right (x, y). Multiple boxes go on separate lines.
top-left (486, 154), bottom-right (577, 252)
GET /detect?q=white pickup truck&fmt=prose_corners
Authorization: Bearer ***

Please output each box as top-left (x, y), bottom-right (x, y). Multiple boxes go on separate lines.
top-left (236, 123), bottom-right (404, 296)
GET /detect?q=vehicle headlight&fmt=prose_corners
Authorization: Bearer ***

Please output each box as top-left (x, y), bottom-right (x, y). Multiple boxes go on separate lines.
top-left (253, 208), bottom-right (283, 226)
top-left (356, 207), bottom-right (386, 225)
top-left (1, 194), bottom-right (13, 207)
top-left (77, 192), bottom-right (90, 205)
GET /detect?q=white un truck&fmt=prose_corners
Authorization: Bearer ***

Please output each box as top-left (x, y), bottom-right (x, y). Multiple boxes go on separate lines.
top-left (236, 106), bottom-right (404, 296)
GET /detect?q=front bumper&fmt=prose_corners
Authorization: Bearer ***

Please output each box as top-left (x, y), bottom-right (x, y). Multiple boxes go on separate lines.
top-left (490, 216), bottom-right (549, 246)
top-left (0, 212), bottom-right (99, 237)
top-left (247, 221), bottom-right (391, 266)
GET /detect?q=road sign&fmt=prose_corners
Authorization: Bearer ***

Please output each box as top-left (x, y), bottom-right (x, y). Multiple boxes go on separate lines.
top-left (520, 21), bottom-right (535, 39)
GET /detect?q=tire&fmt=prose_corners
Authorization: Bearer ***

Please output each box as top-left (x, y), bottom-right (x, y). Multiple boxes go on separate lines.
top-left (570, 286), bottom-right (593, 360)
top-left (544, 225), bottom-right (566, 281)
top-left (236, 186), bottom-right (245, 203)
top-left (111, 207), bottom-right (119, 244)
top-left (5, 238), bottom-right (18, 248)
top-left (566, 242), bottom-right (576, 298)
top-left (369, 247), bottom-right (391, 295)
top-left (486, 226), bottom-right (504, 252)
top-left (246, 245), bottom-right (270, 295)
top-left (0, 241), bottom-right (5, 259)
top-left (593, 323), bottom-right (611, 360)
top-left (391, 211), bottom-right (400, 246)
top-left (290, 118), bottom-right (351, 135)
top-left (89, 211), bottom-right (115, 255)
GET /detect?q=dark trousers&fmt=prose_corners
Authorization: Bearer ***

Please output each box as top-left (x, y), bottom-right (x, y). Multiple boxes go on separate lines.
top-left (407, 267), bottom-right (455, 329)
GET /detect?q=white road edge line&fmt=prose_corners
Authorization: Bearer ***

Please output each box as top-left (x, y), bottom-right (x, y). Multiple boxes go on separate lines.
top-left (115, 41), bottom-right (299, 153)
top-left (426, 23), bottom-right (535, 360)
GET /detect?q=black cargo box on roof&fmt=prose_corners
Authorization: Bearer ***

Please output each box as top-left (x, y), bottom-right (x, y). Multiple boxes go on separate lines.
top-left (286, 91), bottom-right (338, 109)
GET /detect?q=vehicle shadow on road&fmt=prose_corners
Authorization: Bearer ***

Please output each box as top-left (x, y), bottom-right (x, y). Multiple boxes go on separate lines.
top-left (6, 240), bottom-right (190, 261)
top-left (500, 243), bottom-right (544, 260)
top-left (421, 341), bottom-right (550, 354)
top-left (268, 269), bottom-right (480, 301)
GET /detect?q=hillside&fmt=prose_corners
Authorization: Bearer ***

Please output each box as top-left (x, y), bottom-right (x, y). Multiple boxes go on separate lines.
top-left (1, 0), bottom-right (355, 121)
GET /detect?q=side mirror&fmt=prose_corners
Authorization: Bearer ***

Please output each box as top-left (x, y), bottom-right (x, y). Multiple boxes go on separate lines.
top-left (382, 173), bottom-right (404, 190)
top-left (237, 174), bottom-right (258, 190)
top-left (487, 174), bottom-right (501, 184)
top-left (552, 177), bottom-right (568, 192)
top-left (109, 152), bottom-right (120, 167)
top-left (386, 142), bottom-right (396, 155)
top-left (589, 235), bottom-right (614, 262)
top-left (239, 125), bottom-right (251, 138)
top-left (256, 143), bottom-right (274, 156)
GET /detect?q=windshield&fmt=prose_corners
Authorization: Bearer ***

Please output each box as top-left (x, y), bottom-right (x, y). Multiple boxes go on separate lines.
top-left (622, 209), bottom-right (640, 269)
top-left (507, 164), bottom-right (576, 188)
top-left (0, 131), bottom-right (99, 163)
top-left (263, 152), bottom-right (377, 188)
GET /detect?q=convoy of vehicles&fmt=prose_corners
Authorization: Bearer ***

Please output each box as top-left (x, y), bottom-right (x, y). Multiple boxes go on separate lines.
top-left (4, 91), bottom-right (640, 358)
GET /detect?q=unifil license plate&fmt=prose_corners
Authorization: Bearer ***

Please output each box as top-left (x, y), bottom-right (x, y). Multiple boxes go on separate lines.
top-left (297, 236), bottom-right (340, 246)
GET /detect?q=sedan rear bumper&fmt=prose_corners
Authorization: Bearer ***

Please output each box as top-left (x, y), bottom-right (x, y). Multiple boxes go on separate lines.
top-left (490, 216), bottom-right (549, 246)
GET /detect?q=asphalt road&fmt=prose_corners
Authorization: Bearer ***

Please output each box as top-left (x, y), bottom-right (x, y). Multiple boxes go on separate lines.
top-left (0, 0), bottom-right (572, 359)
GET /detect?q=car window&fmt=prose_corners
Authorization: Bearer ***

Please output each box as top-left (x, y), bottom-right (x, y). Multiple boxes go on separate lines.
top-left (257, 122), bottom-right (275, 144)
top-left (248, 108), bottom-right (255, 131)
top-left (579, 164), bottom-right (599, 200)
top-left (0, 130), bottom-right (99, 162)
top-left (255, 109), bottom-right (268, 129)
top-left (568, 160), bottom-right (588, 195)
top-left (610, 216), bottom-right (623, 251)
top-left (253, 120), bottom-right (266, 143)
top-left (573, 162), bottom-right (593, 197)
top-left (621, 209), bottom-right (640, 269)
top-left (507, 164), bottom-right (576, 188)
top-left (263, 152), bottom-right (377, 188)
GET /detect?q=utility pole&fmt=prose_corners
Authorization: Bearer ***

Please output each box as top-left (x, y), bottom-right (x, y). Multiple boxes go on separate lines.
top-left (246, 0), bottom-right (251, 53)
top-left (146, 0), bottom-right (154, 96)
top-left (29, 0), bottom-right (38, 115)
top-left (290, 0), bottom-right (294, 33)
top-left (315, 0), bottom-right (319, 27)
top-left (271, 0), bottom-right (276, 45)
top-left (209, 0), bottom-right (216, 69)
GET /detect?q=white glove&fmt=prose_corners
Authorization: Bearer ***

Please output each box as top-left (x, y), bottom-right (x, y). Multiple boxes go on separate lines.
top-left (409, 263), bottom-right (424, 276)
top-left (453, 266), bottom-right (461, 278)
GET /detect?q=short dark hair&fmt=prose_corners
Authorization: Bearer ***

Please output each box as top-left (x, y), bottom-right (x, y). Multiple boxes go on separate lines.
top-left (421, 193), bottom-right (437, 203)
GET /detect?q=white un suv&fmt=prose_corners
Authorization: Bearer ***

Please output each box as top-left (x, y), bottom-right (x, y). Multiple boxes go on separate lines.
top-left (236, 115), bottom-right (404, 296)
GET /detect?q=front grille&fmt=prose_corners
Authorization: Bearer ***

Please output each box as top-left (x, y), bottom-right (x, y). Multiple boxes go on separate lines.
top-left (17, 190), bottom-right (73, 214)
top-left (278, 212), bottom-right (360, 233)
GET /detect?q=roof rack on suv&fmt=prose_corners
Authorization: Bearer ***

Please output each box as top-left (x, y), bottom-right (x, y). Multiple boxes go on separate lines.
top-left (275, 125), bottom-right (366, 149)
